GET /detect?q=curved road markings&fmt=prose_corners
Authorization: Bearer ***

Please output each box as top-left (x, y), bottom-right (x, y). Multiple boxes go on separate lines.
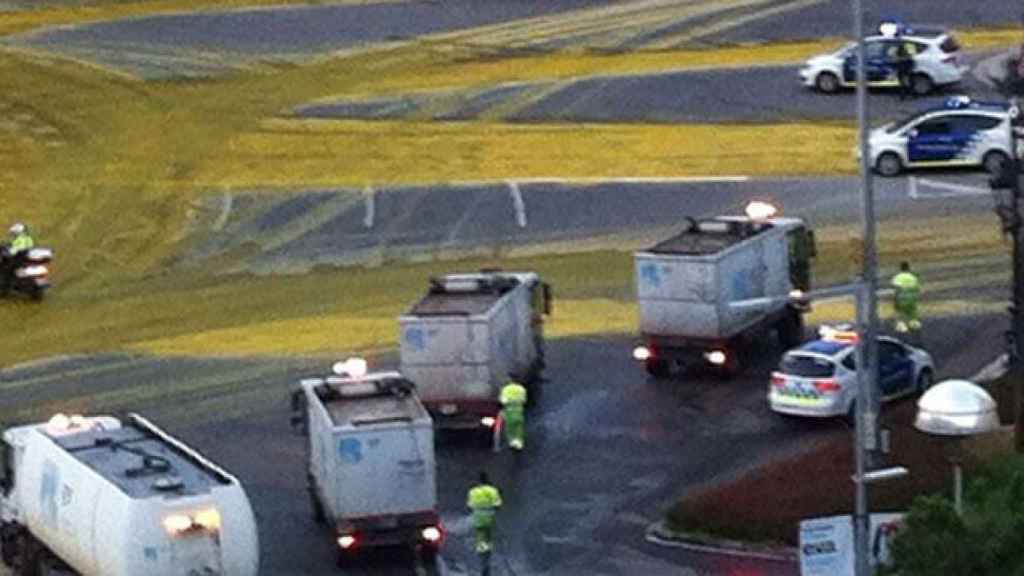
top-left (508, 180), bottom-right (528, 228)
top-left (436, 0), bottom-right (817, 51)
top-left (0, 356), bottom-right (147, 392)
top-left (363, 185), bottom-right (375, 228)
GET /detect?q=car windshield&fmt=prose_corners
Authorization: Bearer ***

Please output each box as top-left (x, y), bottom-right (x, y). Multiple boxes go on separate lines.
top-left (780, 354), bottom-right (835, 378)
top-left (833, 42), bottom-right (855, 57)
top-left (884, 111), bottom-right (924, 134)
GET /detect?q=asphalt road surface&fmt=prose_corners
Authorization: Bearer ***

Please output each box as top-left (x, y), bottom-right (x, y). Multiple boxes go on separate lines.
top-left (295, 51), bottom-right (1003, 124)
top-left (0, 310), bottom-right (1007, 576)
top-left (188, 173), bottom-right (998, 274)
top-left (6, 0), bottom-right (1019, 79)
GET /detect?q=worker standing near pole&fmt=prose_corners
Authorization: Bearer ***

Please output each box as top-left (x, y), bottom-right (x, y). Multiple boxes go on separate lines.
top-left (891, 261), bottom-right (921, 333)
top-left (467, 472), bottom-right (503, 576)
top-left (500, 380), bottom-right (528, 451)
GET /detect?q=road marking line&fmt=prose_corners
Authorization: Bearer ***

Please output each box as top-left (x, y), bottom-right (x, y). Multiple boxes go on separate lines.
top-left (909, 176), bottom-right (990, 199)
top-left (0, 356), bottom-right (147, 392)
top-left (364, 185), bottom-right (375, 228)
top-left (213, 192), bottom-right (233, 230)
top-left (508, 180), bottom-right (528, 228)
top-left (508, 175), bottom-right (749, 185)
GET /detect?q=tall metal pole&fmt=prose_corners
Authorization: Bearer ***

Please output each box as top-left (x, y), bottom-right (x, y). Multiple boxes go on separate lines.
top-left (1008, 101), bottom-right (1024, 453)
top-left (852, 1), bottom-right (879, 575)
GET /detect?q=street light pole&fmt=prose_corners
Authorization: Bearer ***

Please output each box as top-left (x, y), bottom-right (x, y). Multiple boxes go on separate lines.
top-left (1007, 102), bottom-right (1024, 453)
top-left (991, 98), bottom-right (1023, 452)
top-left (852, 2), bottom-right (880, 575)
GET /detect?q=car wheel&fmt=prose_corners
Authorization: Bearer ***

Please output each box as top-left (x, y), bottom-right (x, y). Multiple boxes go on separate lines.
top-left (916, 369), bottom-right (934, 393)
top-left (983, 150), bottom-right (1010, 176)
top-left (875, 152), bottom-right (903, 177)
top-left (910, 73), bottom-right (934, 96)
top-left (815, 72), bottom-right (840, 94)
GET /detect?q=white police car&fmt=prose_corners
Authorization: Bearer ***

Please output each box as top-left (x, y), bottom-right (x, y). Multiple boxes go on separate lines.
top-left (800, 22), bottom-right (967, 95)
top-left (767, 327), bottom-right (934, 419)
top-left (868, 95), bottom-right (1021, 177)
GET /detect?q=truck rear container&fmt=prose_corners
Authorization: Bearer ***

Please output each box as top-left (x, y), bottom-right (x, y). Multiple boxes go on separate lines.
top-left (633, 214), bottom-right (815, 376)
top-left (399, 271), bottom-right (550, 434)
top-left (291, 368), bottom-right (442, 564)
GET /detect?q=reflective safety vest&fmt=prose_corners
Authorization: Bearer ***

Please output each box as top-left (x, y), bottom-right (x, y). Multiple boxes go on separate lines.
top-left (891, 271), bottom-right (920, 308)
top-left (9, 233), bottom-right (34, 255)
top-left (500, 382), bottom-right (527, 407)
top-left (467, 484), bottom-right (503, 528)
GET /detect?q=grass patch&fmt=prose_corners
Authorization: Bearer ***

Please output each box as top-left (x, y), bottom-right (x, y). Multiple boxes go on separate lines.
top-left (205, 119), bottom-right (856, 188)
top-left (0, 213), bottom-right (1008, 366)
top-left (0, 4), bottom-right (1018, 370)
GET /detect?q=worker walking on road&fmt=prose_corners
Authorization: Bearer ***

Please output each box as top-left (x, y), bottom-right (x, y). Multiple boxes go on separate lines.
top-left (467, 472), bottom-right (503, 576)
top-left (891, 261), bottom-right (921, 333)
top-left (499, 380), bottom-right (528, 451)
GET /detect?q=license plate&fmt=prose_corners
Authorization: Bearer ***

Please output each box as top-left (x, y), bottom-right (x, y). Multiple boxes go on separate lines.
top-left (439, 403), bottom-right (458, 415)
top-left (784, 379), bottom-right (816, 397)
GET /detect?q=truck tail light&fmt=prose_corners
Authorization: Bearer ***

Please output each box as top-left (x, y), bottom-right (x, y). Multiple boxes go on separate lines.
top-left (480, 416), bottom-right (497, 428)
top-left (338, 534), bottom-right (358, 550)
top-left (770, 373), bottom-right (787, 388)
top-left (421, 526), bottom-right (443, 544)
top-left (704, 350), bottom-right (727, 366)
top-left (814, 379), bottom-right (841, 392)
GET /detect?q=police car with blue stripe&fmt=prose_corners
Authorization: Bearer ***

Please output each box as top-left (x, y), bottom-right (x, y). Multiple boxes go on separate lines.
top-left (868, 95), bottom-right (1020, 177)
top-left (800, 22), bottom-right (966, 95)
top-left (768, 326), bottom-right (934, 419)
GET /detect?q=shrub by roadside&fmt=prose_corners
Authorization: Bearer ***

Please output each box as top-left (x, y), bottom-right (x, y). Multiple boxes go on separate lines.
top-left (665, 395), bottom-right (1014, 546)
top-left (882, 455), bottom-right (1024, 576)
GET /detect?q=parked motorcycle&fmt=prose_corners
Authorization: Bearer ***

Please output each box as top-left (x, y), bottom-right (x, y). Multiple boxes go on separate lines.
top-left (0, 246), bottom-right (53, 301)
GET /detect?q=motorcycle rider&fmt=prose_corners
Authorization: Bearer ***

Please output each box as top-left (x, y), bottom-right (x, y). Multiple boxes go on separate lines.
top-left (1, 222), bottom-right (35, 291)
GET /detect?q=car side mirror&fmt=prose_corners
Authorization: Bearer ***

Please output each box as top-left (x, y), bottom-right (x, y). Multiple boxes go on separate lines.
top-left (906, 129), bottom-right (918, 138)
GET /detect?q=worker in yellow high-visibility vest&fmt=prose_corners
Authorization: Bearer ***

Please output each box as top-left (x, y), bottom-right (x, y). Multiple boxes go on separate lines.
top-left (499, 381), bottom-right (528, 451)
top-left (466, 472), bottom-right (503, 576)
top-left (891, 261), bottom-right (921, 333)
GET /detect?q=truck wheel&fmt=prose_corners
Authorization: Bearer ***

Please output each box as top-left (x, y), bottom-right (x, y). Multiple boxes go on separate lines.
top-left (777, 311), bottom-right (805, 349)
top-left (309, 489), bottom-right (326, 525)
top-left (14, 534), bottom-right (40, 576)
top-left (644, 358), bottom-right (670, 378)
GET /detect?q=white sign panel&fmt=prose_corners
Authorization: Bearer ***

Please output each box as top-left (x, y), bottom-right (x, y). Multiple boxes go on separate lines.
top-left (799, 513), bottom-right (906, 576)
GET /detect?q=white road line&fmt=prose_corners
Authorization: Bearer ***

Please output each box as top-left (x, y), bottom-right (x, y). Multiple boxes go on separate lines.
top-left (508, 180), bottom-right (528, 228)
top-left (909, 176), bottom-right (990, 199)
top-left (363, 185), bottom-right (375, 228)
top-left (511, 175), bottom-right (750, 184)
top-left (213, 192), bottom-right (233, 231)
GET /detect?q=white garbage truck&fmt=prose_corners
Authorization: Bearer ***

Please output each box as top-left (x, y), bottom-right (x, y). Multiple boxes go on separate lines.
top-left (0, 413), bottom-right (259, 576)
top-left (399, 271), bottom-right (551, 436)
top-left (633, 210), bottom-right (816, 377)
top-left (290, 362), bottom-right (443, 564)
